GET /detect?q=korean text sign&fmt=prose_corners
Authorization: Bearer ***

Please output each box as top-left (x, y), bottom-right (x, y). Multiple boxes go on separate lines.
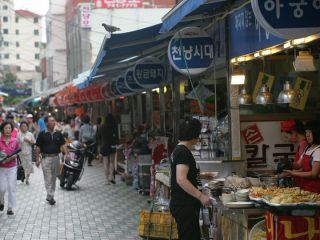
top-left (168, 27), bottom-right (214, 76)
top-left (94, 0), bottom-right (143, 9)
top-left (80, 4), bottom-right (91, 28)
top-left (133, 57), bottom-right (165, 89)
top-left (251, 0), bottom-right (320, 39)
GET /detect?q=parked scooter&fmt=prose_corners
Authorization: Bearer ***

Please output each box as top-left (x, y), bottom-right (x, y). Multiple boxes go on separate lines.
top-left (60, 141), bottom-right (94, 190)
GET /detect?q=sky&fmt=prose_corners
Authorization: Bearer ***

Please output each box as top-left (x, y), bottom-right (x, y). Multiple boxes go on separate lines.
top-left (14, 0), bottom-right (49, 15)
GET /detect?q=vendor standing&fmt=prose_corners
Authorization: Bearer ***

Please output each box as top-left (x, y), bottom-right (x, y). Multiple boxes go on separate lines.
top-left (284, 120), bottom-right (320, 193)
top-left (280, 120), bottom-right (308, 188)
top-left (170, 117), bottom-right (211, 240)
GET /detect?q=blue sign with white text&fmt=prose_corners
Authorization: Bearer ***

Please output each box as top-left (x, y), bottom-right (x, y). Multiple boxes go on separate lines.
top-left (116, 76), bottom-right (133, 96)
top-left (110, 79), bottom-right (121, 96)
top-left (125, 68), bottom-right (144, 92)
top-left (252, 0), bottom-right (320, 39)
top-left (133, 57), bottom-right (165, 89)
top-left (168, 27), bottom-right (214, 76)
top-left (228, 4), bottom-right (284, 58)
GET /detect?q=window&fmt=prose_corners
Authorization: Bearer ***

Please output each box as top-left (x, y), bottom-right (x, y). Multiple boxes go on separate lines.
top-left (16, 42), bottom-right (19, 47)
top-left (35, 54), bottom-right (39, 60)
top-left (34, 17), bottom-right (38, 23)
top-left (16, 29), bottom-right (19, 35)
top-left (3, 29), bottom-right (8, 34)
top-left (15, 17), bottom-right (19, 23)
top-left (4, 54), bottom-right (9, 59)
top-left (35, 66), bottom-right (40, 72)
top-left (3, 5), bottom-right (8, 10)
top-left (3, 16), bottom-right (8, 22)
top-left (34, 42), bottom-right (39, 48)
top-left (16, 54), bottom-right (20, 60)
top-left (34, 29), bottom-right (39, 35)
top-left (4, 41), bottom-right (8, 47)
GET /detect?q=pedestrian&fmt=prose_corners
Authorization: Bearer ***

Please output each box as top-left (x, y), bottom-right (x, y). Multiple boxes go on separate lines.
top-left (100, 114), bottom-right (118, 185)
top-left (37, 112), bottom-right (47, 133)
top-left (93, 117), bottom-right (102, 162)
top-left (6, 114), bottom-right (18, 138)
top-left (35, 116), bottom-right (68, 205)
top-left (170, 117), bottom-right (212, 240)
top-left (62, 117), bottom-right (74, 140)
top-left (79, 115), bottom-right (95, 166)
top-left (17, 121), bottom-right (35, 185)
top-left (26, 114), bottom-right (38, 137)
top-left (0, 121), bottom-right (20, 215)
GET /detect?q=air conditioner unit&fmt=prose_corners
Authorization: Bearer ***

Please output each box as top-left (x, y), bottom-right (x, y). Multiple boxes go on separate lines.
top-left (293, 51), bottom-right (317, 72)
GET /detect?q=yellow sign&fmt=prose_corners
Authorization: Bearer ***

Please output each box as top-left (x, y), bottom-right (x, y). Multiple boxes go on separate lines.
top-left (290, 77), bottom-right (312, 111)
top-left (253, 72), bottom-right (275, 103)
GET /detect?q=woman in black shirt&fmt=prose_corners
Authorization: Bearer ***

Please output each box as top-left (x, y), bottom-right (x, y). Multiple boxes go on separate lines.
top-left (170, 117), bottom-right (211, 240)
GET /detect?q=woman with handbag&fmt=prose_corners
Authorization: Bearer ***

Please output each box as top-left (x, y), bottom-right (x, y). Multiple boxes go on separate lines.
top-left (0, 121), bottom-right (20, 215)
top-left (17, 121), bottom-right (35, 185)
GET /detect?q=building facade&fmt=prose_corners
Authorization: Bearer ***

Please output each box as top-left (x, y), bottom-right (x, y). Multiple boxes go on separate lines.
top-left (0, 0), bottom-right (42, 81)
top-left (45, 0), bottom-right (68, 89)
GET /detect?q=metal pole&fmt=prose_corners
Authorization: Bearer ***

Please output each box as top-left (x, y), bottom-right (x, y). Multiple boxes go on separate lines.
top-left (159, 86), bottom-right (166, 135)
top-left (171, 67), bottom-right (180, 144)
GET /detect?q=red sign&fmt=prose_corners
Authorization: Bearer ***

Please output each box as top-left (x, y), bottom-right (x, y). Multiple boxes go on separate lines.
top-left (241, 124), bottom-right (264, 144)
top-left (266, 211), bottom-right (320, 240)
top-left (94, 0), bottom-right (143, 9)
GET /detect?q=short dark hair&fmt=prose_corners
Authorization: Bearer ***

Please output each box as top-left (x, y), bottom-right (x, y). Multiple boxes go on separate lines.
top-left (20, 121), bottom-right (29, 128)
top-left (82, 115), bottom-right (90, 124)
top-left (63, 118), bottom-right (71, 124)
top-left (305, 120), bottom-right (320, 145)
top-left (44, 115), bottom-right (54, 123)
top-left (178, 117), bottom-right (201, 141)
top-left (1, 121), bottom-right (14, 133)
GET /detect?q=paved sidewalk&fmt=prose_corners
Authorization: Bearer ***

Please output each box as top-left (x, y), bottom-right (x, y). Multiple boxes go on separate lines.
top-left (0, 161), bottom-right (149, 240)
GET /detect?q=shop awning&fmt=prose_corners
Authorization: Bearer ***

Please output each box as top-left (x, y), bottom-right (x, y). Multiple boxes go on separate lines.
top-left (160, 0), bottom-right (227, 33)
top-left (89, 24), bottom-right (173, 82)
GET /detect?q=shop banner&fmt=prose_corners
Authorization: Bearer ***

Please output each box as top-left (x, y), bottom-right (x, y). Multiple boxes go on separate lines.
top-left (94, 0), bottom-right (142, 9)
top-left (241, 121), bottom-right (296, 174)
top-left (125, 68), bottom-right (144, 92)
top-left (228, 4), bottom-right (284, 59)
top-left (168, 27), bottom-right (214, 76)
top-left (253, 72), bottom-right (275, 103)
top-left (116, 75), bottom-right (134, 96)
top-left (133, 57), bottom-right (165, 89)
top-left (110, 78), bottom-right (121, 96)
top-left (266, 211), bottom-right (320, 240)
top-left (80, 4), bottom-right (91, 28)
top-left (251, 0), bottom-right (320, 39)
top-left (290, 77), bottom-right (312, 111)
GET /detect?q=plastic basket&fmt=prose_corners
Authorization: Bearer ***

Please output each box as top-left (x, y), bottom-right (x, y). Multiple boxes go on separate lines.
top-left (139, 210), bottom-right (179, 239)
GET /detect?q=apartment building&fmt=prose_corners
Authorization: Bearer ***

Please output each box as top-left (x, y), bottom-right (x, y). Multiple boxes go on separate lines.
top-left (0, 0), bottom-right (43, 84)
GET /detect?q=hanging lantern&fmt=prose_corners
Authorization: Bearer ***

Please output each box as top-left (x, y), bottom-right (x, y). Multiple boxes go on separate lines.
top-left (256, 85), bottom-right (273, 105)
top-left (277, 81), bottom-right (299, 104)
top-left (238, 88), bottom-right (252, 105)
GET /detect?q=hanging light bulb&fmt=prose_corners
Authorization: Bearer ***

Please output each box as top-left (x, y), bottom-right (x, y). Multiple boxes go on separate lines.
top-left (277, 81), bottom-right (299, 104)
top-left (256, 85), bottom-right (273, 105)
top-left (238, 88), bottom-right (252, 105)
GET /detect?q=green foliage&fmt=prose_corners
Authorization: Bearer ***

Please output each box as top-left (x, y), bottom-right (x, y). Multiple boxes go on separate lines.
top-left (3, 72), bottom-right (17, 88)
top-left (3, 96), bottom-right (27, 106)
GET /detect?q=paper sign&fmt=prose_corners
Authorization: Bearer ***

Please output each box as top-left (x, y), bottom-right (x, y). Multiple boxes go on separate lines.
top-left (290, 77), bottom-right (312, 111)
top-left (253, 72), bottom-right (275, 103)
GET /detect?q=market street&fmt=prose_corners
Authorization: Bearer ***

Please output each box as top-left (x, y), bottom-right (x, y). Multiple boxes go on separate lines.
top-left (0, 161), bottom-right (149, 240)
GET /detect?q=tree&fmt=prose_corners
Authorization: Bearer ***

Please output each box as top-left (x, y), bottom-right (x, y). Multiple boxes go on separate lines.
top-left (3, 72), bottom-right (17, 88)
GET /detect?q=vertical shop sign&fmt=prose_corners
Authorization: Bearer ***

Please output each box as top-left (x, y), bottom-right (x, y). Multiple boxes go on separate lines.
top-left (228, 4), bottom-right (284, 58)
top-left (116, 75), bottom-right (133, 96)
top-left (94, 0), bottom-right (143, 9)
top-left (125, 68), bottom-right (144, 92)
top-left (168, 27), bottom-right (214, 76)
top-left (133, 57), bottom-right (165, 89)
top-left (80, 4), bottom-right (91, 28)
top-left (290, 77), bottom-right (312, 111)
top-left (251, 0), bottom-right (320, 39)
top-left (252, 72), bottom-right (275, 103)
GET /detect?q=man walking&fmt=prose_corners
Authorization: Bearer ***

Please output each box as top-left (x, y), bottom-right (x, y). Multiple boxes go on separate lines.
top-left (35, 116), bottom-right (67, 205)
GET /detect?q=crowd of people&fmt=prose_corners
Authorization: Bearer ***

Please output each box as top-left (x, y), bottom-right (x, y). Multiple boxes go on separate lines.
top-left (0, 111), bottom-right (119, 215)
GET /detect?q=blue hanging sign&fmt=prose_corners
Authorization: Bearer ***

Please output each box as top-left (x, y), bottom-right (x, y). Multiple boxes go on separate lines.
top-left (125, 68), bottom-right (144, 92)
top-left (251, 0), bottom-right (320, 39)
top-left (110, 78), bottom-right (121, 96)
top-left (228, 4), bottom-right (284, 58)
top-left (116, 75), bottom-right (134, 96)
top-left (133, 56), bottom-right (165, 89)
top-left (168, 27), bottom-right (214, 76)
